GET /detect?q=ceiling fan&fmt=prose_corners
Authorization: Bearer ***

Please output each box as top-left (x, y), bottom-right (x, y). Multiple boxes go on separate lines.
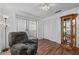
top-left (40, 3), bottom-right (56, 11)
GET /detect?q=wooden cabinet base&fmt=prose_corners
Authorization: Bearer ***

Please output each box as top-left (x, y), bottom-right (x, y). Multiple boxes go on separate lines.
top-left (61, 44), bottom-right (73, 50)
top-left (61, 44), bottom-right (79, 51)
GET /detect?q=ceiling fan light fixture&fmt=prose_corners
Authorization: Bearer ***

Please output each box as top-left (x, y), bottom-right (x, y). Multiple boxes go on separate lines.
top-left (40, 3), bottom-right (57, 11)
top-left (41, 4), bottom-right (50, 11)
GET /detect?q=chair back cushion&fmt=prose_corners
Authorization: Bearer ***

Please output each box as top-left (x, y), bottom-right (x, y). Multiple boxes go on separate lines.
top-left (9, 32), bottom-right (28, 47)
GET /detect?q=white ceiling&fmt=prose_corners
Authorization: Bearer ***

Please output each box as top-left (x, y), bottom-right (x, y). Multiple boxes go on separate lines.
top-left (1, 3), bottom-right (79, 19)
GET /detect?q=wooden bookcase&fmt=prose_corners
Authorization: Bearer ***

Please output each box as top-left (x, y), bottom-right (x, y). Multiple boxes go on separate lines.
top-left (60, 14), bottom-right (77, 50)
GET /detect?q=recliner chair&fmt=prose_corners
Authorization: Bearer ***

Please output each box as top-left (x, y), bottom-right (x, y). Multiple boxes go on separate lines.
top-left (8, 32), bottom-right (38, 55)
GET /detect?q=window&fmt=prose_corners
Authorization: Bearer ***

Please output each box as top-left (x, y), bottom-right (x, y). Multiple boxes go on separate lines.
top-left (16, 16), bottom-right (38, 38)
top-left (28, 21), bottom-right (37, 38)
top-left (17, 19), bottom-right (26, 31)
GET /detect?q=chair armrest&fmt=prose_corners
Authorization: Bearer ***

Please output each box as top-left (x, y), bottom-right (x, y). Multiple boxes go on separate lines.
top-left (28, 39), bottom-right (38, 43)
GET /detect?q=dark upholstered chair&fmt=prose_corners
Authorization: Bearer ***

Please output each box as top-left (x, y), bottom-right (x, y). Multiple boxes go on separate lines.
top-left (8, 32), bottom-right (38, 55)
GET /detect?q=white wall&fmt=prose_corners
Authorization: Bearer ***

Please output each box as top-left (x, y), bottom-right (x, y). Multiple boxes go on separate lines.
top-left (0, 4), bottom-right (18, 51)
top-left (38, 7), bottom-right (79, 47)
top-left (43, 18), bottom-right (56, 41)
top-left (38, 21), bottom-right (44, 39)
top-left (0, 8), bottom-right (3, 52)
top-left (76, 7), bottom-right (79, 47)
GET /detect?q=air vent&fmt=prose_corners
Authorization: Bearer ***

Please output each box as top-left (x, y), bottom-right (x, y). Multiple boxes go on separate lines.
top-left (54, 10), bottom-right (62, 14)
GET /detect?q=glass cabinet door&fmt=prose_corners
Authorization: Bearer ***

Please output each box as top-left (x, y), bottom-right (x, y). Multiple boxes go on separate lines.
top-left (63, 18), bottom-right (76, 47)
top-left (72, 19), bottom-right (76, 47)
top-left (63, 18), bottom-right (71, 46)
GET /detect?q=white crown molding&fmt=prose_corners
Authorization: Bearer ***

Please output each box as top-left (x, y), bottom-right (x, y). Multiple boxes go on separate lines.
top-left (16, 10), bottom-right (42, 21)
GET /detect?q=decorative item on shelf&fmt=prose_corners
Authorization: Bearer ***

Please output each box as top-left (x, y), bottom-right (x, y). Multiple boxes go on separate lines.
top-left (64, 39), bottom-right (67, 45)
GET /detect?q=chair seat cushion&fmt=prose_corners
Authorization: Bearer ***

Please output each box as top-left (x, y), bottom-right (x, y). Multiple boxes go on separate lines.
top-left (10, 43), bottom-right (37, 55)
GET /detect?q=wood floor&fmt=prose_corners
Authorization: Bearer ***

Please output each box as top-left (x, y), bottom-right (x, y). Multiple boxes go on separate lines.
top-left (36, 39), bottom-right (64, 55)
top-left (36, 39), bottom-right (79, 55)
top-left (1, 39), bottom-right (79, 55)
